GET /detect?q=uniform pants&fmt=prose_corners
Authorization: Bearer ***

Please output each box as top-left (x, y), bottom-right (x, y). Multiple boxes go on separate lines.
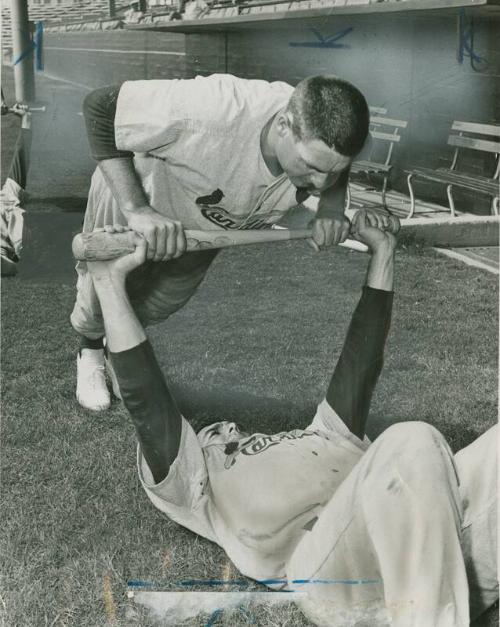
top-left (70, 249), bottom-right (218, 339)
top-left (70, 163), bottom-right (221, 338)
top-left (286, 422), bottom-right (497, 627)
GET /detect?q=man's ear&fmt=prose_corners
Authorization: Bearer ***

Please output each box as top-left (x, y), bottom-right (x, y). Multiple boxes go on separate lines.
top-left (276, 111), bottom-right (293, 138)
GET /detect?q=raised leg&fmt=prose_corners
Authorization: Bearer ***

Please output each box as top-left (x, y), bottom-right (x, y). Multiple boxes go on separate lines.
top-left (287, 422), bottom-right (469, 627)
top-left (71, 249), bottom-right (218, 338)
top-left (454, 425), bottom-right (498, 619)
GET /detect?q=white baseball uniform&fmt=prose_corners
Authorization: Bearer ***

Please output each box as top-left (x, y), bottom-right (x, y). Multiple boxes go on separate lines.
top-left (106, 272), bottom-right (497, 626)
top-left (71, 75), bottom-right (303, 339)
top-left (138, 401), bottom-right (497, 626)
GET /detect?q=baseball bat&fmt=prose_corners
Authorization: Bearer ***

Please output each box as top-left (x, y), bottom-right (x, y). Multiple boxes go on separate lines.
top-left (72, 228), bottom-right (368, 261)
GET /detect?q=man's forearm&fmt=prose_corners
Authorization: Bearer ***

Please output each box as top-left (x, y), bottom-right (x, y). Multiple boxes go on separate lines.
top-left (92, 274), bottom-right (146, 352)
top-left (366, 246), bottom-right (395, 292)
top-left (98, 157), bottom-right (150, 216)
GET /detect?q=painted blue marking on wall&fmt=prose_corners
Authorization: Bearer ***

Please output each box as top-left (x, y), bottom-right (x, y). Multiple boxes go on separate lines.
top-left (12, 43), bottom-right (34, 66)
top-left (457, 9), bottom-right (487, 68)
top-left (35, 22), bottom-right (43, 71)
top-left (289, 27), bottom-right (353, 49)
top-left (13, 22), bottom-right (43, 70)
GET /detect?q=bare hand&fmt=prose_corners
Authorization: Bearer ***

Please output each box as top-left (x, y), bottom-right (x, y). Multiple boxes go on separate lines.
top-left (353, 208), bottom-right (399, 234)
top-left (127, 207), bottom-right (186, 262)
top-left (87, 225), bottom-right (147, 279)
top-left (309, 215), bottom-right (351, 251)
top-left (351, 211), bottom-right (398, 254)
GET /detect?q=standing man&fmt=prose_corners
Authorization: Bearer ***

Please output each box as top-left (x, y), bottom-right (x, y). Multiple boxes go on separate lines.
top-left (85, 215), bottom-right (497, 626)
top-left (72, 74), bottom-right (391, 410)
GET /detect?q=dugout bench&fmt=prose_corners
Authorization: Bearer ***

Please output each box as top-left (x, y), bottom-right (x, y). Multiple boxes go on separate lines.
top-left (406, 121), bottom-right (500, 218)
top-left (347, 109), bottom-right (408, 210)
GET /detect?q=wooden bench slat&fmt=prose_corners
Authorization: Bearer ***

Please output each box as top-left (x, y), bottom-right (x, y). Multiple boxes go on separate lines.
top-left (448, 134), bottom-right (500, 154)
top-left (369, 106), bottom-right (387, 115)
top-left (452, 121), bottom-right (500, 138)
top-left (413, 177), bottom-right (497, 194)
top-left (439, 175), bottom-right (498, 194)
top-left (413, 166), bottom-right (497, 186)
top-left (409, 167), bottom-right (499, 194)
top-left (436, 168), bottom-right (496, 183)
top-left (370, 116), bottom-right (408, 129)
top-left (351, 160), bottom-right (392, 174)
top-left (370, 130), bottom-right (402, 143)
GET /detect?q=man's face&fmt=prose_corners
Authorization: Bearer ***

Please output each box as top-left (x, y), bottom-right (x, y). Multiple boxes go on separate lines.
top-left (274, 115), bottom-right (351, 195)
top-left (197, 421), bottom-right (249, 448)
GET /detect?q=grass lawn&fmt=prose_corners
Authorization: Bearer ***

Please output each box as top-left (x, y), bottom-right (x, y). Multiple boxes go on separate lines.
top-left (1, 241), bottom-right (498, 626)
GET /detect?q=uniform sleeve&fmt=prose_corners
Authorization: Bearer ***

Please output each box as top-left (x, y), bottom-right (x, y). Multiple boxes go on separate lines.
top-left (114, 77), bottom-right (223, 153)
top-left (325, 286), bottom-right (393, 439)
top-left (308, 399), bottom-right (370, 452)
top-left (114, 75), bottom-right (293, 153)
top-left (110, 340), bottom-right (182, 484)
top-left (83, 85), bottom-right (134, 161)
top-left (110, 339), bottom-right (217, 543)
top-left (137, 417), bottom-right (218, 544)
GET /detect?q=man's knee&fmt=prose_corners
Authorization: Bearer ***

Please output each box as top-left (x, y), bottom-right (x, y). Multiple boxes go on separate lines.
top-left (377, 421), bottom-right (447, 453)
top-left (370, 421), bottom-right (456, 490)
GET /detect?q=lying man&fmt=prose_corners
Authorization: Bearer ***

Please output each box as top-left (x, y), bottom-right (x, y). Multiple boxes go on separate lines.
top-left (87, 215), bottom-right (497, 626)
top-left (71, 73), bottom-right (394, 411)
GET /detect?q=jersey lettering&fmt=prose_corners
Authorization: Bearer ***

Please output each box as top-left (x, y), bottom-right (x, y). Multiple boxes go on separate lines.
top-left (223, 431), bottom-right (317, 469)
top-left (200, 207), bottom-right (272, 230)
top-left (241, 431), bottom-right (316, 456)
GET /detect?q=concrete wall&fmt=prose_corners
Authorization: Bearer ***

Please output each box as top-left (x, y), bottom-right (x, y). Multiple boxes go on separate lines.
top-left (40, 13), bottom-right (500, 212)
top-left (42, 30), bottom-right (187, 85)
top-left (186, 14), bottom-right (500, 212)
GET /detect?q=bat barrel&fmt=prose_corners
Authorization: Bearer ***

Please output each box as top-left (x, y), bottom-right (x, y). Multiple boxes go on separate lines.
top-left (72, 231), bottom-right (136, 261)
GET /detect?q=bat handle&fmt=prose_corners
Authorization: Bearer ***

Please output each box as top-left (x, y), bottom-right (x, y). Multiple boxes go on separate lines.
top-left (72, 231), bottom-right (137, 261)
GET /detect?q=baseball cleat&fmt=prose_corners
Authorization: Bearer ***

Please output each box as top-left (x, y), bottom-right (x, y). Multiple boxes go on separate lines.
top-left (76, 349), bottom-right (111, 411)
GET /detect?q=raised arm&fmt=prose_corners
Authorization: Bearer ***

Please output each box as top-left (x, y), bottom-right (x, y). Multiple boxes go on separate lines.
top-left (83, 85), bottom-right (186, 262)
top-left (325, 212), bottom-right (398, 439)
top-left (87, 227), bottom-right (182, 483)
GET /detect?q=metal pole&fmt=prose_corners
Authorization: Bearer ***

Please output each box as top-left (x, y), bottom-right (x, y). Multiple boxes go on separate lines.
top-left (109, 0), bottom-right (116, 18)
top-left (11, 0), bottom-right (35, 103)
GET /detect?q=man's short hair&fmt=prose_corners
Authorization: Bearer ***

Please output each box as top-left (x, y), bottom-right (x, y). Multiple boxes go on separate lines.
top-left (287, 76), bottom-right (369, 157)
